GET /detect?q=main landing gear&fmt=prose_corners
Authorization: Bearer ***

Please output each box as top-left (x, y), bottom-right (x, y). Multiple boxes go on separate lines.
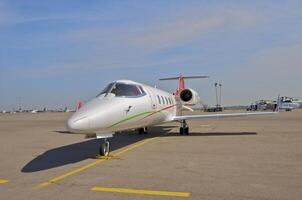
top-left (99, 138), bottom-right (110, 156)
top-left (179, 120), bottom-right (189, 135)
top-left (138, 127), bottom-right (148, 135)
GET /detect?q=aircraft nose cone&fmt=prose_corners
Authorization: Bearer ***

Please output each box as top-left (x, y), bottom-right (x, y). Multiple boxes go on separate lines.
top-left (66, 116), bottom-right (90, 132)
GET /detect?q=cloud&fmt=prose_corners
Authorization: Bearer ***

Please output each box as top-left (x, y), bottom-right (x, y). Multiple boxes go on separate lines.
top-left (0, 1), bottom-right (92, 27)
top-left (130, 9), bottom-right (261, 52)
top-left (131, 17), bottom-right (224, 50)
top-left (67, 8), bottom-right (261, 48)
top-left (60, 7), bottom-right (262, 74)
top-left (6, 52), bottom-right (198, 79)
top-left (0, 2), bottom-right (17, 26)
top-left (218, 36), bottom-right (302, 105)
top-left (238, 40), bottom-right (302, 80)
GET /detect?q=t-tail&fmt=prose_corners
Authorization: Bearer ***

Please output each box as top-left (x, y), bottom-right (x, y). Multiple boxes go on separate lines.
top-left (159, 74), bottom-right (209, 96)
top-left (159, 74), bottom-right (209, 114)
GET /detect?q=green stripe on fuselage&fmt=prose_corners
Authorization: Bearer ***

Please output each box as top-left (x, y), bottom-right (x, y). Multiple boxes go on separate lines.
top-left (108, 111), bottom-right (153, 128)
top-left (108, 104), bottom-right (176, 128)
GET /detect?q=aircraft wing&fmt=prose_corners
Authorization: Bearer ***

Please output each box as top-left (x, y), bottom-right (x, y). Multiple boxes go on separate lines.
top-left (172, 111), bottom-right (277, 121)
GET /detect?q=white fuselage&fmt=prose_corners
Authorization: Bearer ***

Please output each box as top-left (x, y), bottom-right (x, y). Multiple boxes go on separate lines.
top-left (66, 80), bottom-right (180, 134)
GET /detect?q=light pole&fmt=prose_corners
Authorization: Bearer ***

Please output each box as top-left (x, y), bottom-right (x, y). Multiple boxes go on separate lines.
top-left (219, 83), bottom-right (222, 107)
top-left (215, 83), bottom-right (218, 107)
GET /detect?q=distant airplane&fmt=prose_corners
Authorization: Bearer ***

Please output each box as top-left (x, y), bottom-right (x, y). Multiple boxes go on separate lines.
top-left (66, 74), bottom-right (278, 156)
top-left (30, 108), bottom-right (47, 113)
top-left (247, 100), bottom-right (275, 111)
top-left (292, 97), bottom-right (302, 108)
top-left (31, 109), bottom-right (39, 113)
top-left (279, 96), bottom-right (301, 111)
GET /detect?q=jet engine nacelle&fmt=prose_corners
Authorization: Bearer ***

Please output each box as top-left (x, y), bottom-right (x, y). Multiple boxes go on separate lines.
top-left (179, 88), bottom-right (200, 105)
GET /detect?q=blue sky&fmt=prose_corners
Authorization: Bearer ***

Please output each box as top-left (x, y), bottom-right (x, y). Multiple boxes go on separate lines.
top-left (1, 0), bottom-right (302, 110)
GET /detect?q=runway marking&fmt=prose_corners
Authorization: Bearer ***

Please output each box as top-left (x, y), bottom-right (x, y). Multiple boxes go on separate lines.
top-left (0, 179), bottom-right (9, 184)
top-left (33, 137), bottom-right (156, 189)
top-left (91, 186), bottom-right (190, 197)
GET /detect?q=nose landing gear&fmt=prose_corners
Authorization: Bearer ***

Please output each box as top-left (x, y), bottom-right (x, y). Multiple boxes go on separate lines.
top-left (99, 138), bottom-right (110, 156)
top-left (179, 120), bottom-right (189, 135)
top-left (96, 133), bottom-right (113, 157)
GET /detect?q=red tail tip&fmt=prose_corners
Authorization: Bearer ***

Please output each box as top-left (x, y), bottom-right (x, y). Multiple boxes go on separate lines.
top-left (76, 101), bottom-right (82, 110)
top-left (175, 74), bottom-right (185, 96)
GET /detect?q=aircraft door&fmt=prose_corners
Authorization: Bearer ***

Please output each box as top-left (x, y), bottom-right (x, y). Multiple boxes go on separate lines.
top-left (144, 87), bottom-right (157, 110)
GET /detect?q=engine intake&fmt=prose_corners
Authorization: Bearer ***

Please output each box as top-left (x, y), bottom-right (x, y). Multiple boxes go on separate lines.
top-left (180, 89), bottom-right (193, 102)
top-left (179, 88), bottom-right (200, 105)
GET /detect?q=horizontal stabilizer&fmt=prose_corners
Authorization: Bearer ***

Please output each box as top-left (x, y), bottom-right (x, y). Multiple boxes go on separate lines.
top-left (159, 76), bottom-right (209, 80)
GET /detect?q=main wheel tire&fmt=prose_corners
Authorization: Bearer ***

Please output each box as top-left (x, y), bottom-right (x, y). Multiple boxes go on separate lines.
top-left (184, 127), bottom-right (189, 135)
top-left (180, 127), bottom-right (184, 135)
top-left (99, 141), bottom-right (110, 156)
top-left (144, 127), bottom-right (148, 134)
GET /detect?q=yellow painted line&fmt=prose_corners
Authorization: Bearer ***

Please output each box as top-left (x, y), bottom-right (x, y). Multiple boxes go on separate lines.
top-left (113, 137), bottom-right (155, 157)
top-left (0, 179), bottom-right (9, 184)
top-left (33, 137), bottom-right (156, 189)
top-left (91, 186), bottom-right (190, 197)
top-left (95, 155), bottom-right (113, 159)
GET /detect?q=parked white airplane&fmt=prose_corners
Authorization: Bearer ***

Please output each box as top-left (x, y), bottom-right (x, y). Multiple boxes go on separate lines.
top-left (66, 75), bottom-right (278, 156)
top-left (279, 96), bottom-right (301, 111)
top-left (31, 109), bottom-right (39, 113)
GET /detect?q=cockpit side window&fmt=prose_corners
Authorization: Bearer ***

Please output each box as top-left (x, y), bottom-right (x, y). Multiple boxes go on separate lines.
top-left (138, 86), bottom-right (147, 96)
top-left (96, 83), bottom-right (114, 97)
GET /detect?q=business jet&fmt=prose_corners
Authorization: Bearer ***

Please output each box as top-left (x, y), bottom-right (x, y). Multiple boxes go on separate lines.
top-left (66, 75), bottom-right (278, 156)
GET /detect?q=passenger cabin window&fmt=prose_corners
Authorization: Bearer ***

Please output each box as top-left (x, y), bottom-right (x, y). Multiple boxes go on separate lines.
top-left (157, 95), bottom-right (161, 104)
top-left (97, 82), bottom-right (145, 97)
top-left (165, 97), bottom-right (169, 105)
top-left (161, 96), bottom-right (165, 104)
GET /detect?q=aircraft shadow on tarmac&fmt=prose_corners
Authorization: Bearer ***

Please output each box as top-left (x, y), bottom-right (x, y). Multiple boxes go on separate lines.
top-left (21, 126), bottom-right (256, 173)
top-left (21, 132), bottom-right (149, 173)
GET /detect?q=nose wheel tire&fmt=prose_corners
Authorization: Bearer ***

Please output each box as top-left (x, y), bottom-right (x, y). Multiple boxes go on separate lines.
top-left (100, 141), bottom-right (110, 156)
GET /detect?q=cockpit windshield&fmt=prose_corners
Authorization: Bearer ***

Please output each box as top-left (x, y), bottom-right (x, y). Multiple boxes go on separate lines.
top-left (97, 82), bottom-right (146, 98)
